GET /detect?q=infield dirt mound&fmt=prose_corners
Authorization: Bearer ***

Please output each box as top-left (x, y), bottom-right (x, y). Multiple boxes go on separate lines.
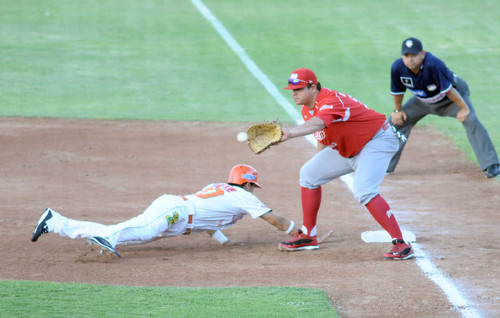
top-left (1, 117), bottom-right (498, 317)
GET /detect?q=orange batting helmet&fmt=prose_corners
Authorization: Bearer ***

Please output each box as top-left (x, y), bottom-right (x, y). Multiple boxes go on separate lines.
top-left (227, 164), bottom-right (262, 188)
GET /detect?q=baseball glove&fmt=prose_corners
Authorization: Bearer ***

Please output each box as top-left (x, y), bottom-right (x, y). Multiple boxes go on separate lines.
top-left (247, 121), bottom-right (283, 154)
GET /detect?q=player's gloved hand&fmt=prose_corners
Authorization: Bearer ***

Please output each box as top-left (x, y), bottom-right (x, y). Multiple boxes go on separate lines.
top-left (391, 111), bottom-right (406, 126)
top-left (247, 121), bottom-right (283, 154)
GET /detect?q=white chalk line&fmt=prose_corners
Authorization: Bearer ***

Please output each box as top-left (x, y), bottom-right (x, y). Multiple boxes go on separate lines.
top-left (190, 0), bottom-right (480, 317)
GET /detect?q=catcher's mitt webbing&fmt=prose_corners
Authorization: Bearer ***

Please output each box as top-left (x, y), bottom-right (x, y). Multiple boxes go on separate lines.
top-left (247, 121), bottom-right (283, 154)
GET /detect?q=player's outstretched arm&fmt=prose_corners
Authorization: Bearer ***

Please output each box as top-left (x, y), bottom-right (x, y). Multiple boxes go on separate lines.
top-left (282, 117), bottom-right (325, 142)
top-left (260, 211), bottom-right (299, 235)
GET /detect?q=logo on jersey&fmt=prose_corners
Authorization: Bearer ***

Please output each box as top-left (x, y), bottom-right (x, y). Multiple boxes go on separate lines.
top-left (166, 211), bottom-right (179, 226)
top-left (386, 210), bottom-right (392, 218)
top-left (400, 77), bottom-right (414, 88)
top-left (314, 130), bottom-right (326, 141)
top-left (426, 84), bottom-right (437, 91)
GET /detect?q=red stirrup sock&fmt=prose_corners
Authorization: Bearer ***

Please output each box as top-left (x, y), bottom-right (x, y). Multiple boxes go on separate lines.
top-left (365, 195), bottom-right (403, 240)
top-left (301, 186), bottom-right (322, 236)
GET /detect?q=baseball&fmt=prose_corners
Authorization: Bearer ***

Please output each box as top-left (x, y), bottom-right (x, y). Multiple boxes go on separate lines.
top-left (237, 132), bottom-right (248, 143)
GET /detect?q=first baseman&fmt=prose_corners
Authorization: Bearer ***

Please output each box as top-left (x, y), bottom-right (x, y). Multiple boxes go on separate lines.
top-left (276, 68), bottom-right (414, 260)
top-left (388, 37), bottom-right (499, 178)
top-left (32, 164), bottom-right (335, 258)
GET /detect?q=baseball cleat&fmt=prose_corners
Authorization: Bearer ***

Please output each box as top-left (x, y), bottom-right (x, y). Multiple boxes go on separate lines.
top-left (278, 230), bottom-right (318, 251)
top-left (32, 208), bottom-right (55, 242)
top-left (86, 236), bottom-right (121, 258)
top-left (485, 164), bottom-right (499, 178)
top-left (384, 239), bottom-right (415, 260)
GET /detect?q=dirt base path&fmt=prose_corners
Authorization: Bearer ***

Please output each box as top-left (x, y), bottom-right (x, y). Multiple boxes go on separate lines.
top-left (1, 117), bottom-right (498, 317)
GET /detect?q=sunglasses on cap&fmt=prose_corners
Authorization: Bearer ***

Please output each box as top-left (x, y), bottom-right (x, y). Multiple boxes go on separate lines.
top-left (287, 78), bottom-right (311, 85)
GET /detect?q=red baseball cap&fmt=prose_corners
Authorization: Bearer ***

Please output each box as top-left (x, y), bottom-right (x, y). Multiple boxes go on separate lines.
top-left (283, 68), bottom-right (318, 90)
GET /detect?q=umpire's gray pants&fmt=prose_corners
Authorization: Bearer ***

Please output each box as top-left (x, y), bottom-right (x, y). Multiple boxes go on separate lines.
top-left (387, 76), bottom-right (499, 172)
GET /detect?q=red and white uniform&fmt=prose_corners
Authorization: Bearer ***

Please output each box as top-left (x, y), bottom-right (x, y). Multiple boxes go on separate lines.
top-left (44, 183), bottom-right (271, 247)
top-left (302, 88), bottom-right (386, 157)
top-left (299, 88), bottom-right (399, 205)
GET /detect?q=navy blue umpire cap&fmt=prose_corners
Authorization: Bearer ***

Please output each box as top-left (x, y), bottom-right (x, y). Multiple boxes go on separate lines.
top-left (401, 37), bottom-right (423, 55)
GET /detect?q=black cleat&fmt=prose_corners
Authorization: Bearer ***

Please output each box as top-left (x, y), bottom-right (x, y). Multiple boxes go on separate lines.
top-left (485, 164), bottom-right (499, 178)
top-left (86, 236), bottom-right (121, 258)
top-left (32, 208), bottom-right (54, 242)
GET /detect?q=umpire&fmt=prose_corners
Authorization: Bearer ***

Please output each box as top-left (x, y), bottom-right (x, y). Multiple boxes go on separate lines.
top-left (388, 37), bottom-right (499, 178)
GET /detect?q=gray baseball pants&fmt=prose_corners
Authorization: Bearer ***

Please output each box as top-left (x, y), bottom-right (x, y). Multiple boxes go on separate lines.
top-left (300, 122), bottom-right (399, 205)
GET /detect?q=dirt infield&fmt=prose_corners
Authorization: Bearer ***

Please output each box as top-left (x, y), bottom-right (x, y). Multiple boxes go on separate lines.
top-left (1, 117), bottom-right (499, 317)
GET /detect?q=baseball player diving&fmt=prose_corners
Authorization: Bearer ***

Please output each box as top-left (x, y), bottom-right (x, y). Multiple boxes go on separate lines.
top-left (388, 37), bottom-right (499, 178)
top-left (275, 67), bottom-right (414, 260)
top-left (31, 164), bottom-right (333, 258)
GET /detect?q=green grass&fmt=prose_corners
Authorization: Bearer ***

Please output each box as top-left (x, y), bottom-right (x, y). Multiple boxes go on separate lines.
top-left (0, 0), bottom-right (289, 121)
top-left (1, 0), bottom-right (499, 316)
top-left (205, 0), bottom-right (500, 164)
top-left (2, 0), bottom-right (499, 163)
top-left (0, 281), bottom-right (338, 318)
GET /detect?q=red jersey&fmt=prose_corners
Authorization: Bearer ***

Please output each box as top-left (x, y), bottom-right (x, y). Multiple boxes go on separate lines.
top-left (301, 88), bottom-right (386, 158)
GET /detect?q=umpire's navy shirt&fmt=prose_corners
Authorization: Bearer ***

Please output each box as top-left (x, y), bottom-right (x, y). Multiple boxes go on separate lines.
top-left (390, 52), bottom-right (455, 104)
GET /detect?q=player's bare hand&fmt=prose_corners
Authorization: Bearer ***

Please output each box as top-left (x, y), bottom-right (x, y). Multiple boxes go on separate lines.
top-left (456, 108), bottom-right (470, 123)
top-left (390, 111), bottom-right (406, 126)
top-left (317, 230), bottom-right (334, 244)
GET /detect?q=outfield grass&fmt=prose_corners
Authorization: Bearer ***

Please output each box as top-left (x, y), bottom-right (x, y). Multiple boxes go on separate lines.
top-left (1, 0), bottom-right (303, 122)
top-left (2, 0), bottom-right (499, 163)
top-left (1, 0), bottom-right (499, 316)
top-left (0, 281), bottom-right (339, 317)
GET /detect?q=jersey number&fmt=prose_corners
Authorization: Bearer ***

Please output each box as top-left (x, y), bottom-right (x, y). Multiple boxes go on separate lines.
top-left (195, 187), bottom-right (225, 199)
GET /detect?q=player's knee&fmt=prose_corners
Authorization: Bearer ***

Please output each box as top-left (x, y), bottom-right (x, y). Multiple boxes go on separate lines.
top-left (299, 160), bottom-right (335, 189)
top-left (299, 165), bottom-right (317, 188)
top-left (462, 112), bottom-right (479, 126)
top-left (356, 193), bottom-right (378, 205)
top-left (299, 178), bottom-right (319, 189)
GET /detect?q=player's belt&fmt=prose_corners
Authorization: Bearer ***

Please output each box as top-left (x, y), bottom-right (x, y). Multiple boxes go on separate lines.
top-left (181, 196), bottom-right (194, 235)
